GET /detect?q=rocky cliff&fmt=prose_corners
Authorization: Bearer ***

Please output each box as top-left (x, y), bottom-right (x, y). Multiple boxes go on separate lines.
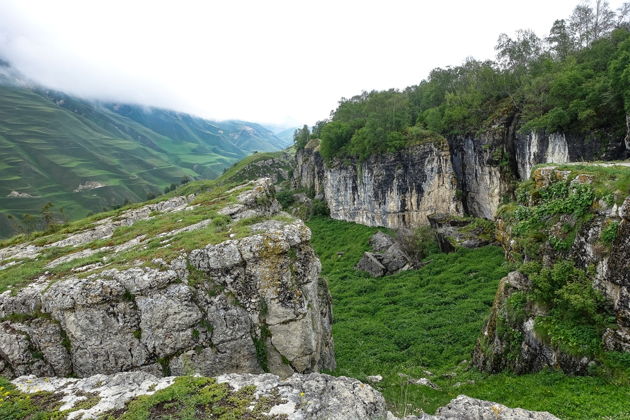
top-left (295, 122), bottom-right (628, 226)
top-left (294, 140), bottom-right (463, 228)
top-left (0, 178), bottom-right (334, 379)
top-left (473, 164), bottom-right (630, 374)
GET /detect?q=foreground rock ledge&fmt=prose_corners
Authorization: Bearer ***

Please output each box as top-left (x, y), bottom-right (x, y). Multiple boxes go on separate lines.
top-left (11, 371), bottom-right (559, 420)
top-left (0, 178), bottom-right (334, 378)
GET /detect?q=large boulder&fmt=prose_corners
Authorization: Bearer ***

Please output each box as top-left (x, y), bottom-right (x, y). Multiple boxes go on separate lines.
top-left (0, 178), bottom-right (334, 379)
top-left (427, 214), bottom-right (495, 253)
top-left (357, 232), bottom-right (412, 277)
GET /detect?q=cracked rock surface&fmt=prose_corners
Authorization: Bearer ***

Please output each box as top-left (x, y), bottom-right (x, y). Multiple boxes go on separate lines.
top-left (11, 372), bottom-right (559, 420)
top-left (0, 178), bottom-right (334, 379)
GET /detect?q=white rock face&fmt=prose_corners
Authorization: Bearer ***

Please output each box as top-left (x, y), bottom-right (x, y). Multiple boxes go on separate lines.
top-left (296, 143), bottom-right (463, 229)
top-left (0, 178), bottom-right (334, 379)
top-left (516, 132), bottom-right (570, 179)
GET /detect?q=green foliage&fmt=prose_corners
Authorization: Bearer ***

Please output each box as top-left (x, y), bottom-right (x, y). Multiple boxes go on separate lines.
top-left (275, 190), bottom-right (296, 209)
top-left (308, 216), bottom-right (630, 418)
top-left (310, 199), bottom-right (330, 217)
top-left (293, 124), bottom-right (310, 150)
top-left (108, 376), bottom-right (280, 420)
top-left (311, 7), bottom-right (630, 162)
top-left (601, 220), bottom-right (620, 244)
top-left (394, 226), bottom-right (438, 263)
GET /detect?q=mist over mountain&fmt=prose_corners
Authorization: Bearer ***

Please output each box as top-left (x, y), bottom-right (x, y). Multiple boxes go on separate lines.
top-left (0, 60), bottom-right (291, 237)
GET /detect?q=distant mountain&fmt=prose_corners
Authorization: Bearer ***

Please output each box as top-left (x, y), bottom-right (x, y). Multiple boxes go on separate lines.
top-left (0, 61), bottom-right (289, 237)
top-left (273, 127), bottom-right (298, 147)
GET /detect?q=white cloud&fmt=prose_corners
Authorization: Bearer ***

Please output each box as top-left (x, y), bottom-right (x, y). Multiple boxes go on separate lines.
top-left (0, 0), bottom-right (624, 125)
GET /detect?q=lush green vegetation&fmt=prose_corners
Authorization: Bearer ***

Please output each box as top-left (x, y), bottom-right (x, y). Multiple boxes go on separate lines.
top-left (298, 3), bottom-right (630, 161)
top-left (219, 150), bottom-right (293, 185)
top-left (307, 216), bottom-right (630, 418)
top-left (489, 164), bottom-right (630, 376)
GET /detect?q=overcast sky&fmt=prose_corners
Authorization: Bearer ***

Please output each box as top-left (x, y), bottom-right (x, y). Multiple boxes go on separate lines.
top-left (0, 0), bottom-right (626, 127)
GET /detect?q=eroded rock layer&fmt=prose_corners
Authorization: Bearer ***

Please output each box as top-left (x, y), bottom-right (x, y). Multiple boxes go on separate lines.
top-left (0, 179), bottom-right (334, 379)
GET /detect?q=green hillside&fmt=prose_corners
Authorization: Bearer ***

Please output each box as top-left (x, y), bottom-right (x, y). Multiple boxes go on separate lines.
top-left (0, 81), bottom-right (288, 238)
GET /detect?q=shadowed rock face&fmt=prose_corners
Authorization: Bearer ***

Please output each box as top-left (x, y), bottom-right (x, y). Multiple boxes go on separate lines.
top-left (10, 371), bottom-right (559, 420)
top-left (0, 178), bottom-right (335, 379)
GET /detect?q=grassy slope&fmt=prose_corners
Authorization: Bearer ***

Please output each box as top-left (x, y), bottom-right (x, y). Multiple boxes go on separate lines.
top-left (0, 86), bottom-right (192, 226)
top-left (307, 217), bottom-right (630, 419)
top-left (0, 85), bottom-right (290, 238)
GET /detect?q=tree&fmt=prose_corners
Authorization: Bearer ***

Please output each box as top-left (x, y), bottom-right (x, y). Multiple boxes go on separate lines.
top-left (496, 29), bottom-right (543, 70)
top-left (570, 0), bottom-right (616, 47)
top-left (293, 124), bottom-right (310, 149)
top-left (547, 19), bottom-right (574, 59)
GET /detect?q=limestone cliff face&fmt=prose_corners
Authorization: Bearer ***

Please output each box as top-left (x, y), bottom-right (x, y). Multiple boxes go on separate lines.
top-left (0, 178), bottom-right (335, 379)
top-left (449, 136), bottom-right (513, 219)
top-left (293, 139), bottom-right (326, 198)
top-left (294, 127), bottom-right (627, 226)
top-left (295, 141), bottom-right (463, 228)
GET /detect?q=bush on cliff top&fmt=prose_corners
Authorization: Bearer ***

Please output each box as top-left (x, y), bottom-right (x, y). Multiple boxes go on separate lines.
top-left (303, 3), bottom-right (630, 161)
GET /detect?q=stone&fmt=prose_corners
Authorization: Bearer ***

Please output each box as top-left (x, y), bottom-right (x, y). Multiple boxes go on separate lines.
top-left (294, 142), bottom-right (463, 229)
top-left (11, 372), bottom-right (561, 420)
top-left (367, 375), bottom-right (383, 383)
top-left (408, 377), bottom-right (440, 390)
top-left (370, 231), bottom-right (395, 252)
top-left (356, 252), bottom-right (387, 277)
top-left (429, 395), bottom-right (559, 420)
top-left (12, 372), bottom-right (389, 420)
top-left (380, 244), bottom-right (411, 273)
top-left (428, 213), bottom-right (494, 253)
top-left (0, 178), bottom-right (335, 379)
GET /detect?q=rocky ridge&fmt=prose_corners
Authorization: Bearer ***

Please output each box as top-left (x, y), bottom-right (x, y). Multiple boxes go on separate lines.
top-left (0, 178), bottom-right (334, 379)
top-left (294, 126), bottom-right (627, 227)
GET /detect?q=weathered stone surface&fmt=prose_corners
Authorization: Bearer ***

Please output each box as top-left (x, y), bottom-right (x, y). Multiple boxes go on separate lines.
top-left (0, 178), bottom-right (335, 379)
top-left (357, 232), bottom-right (412, 277)
top-left (428, 214), bottom-right (495, 253)
top-left (477, 168), bottom-right (630, 372)
top-left (370, 231), bottom-right (395, 252)
top-left (357, 252), bottom-right (387, 277)
top-left (418, 395), bottom-right (560, 420)
top-left (11, 372), bottom-right (560, 420)
top-left (294, 142), bottom-right (463, 229)
top-left (473, 272), bottom-right (592, 375)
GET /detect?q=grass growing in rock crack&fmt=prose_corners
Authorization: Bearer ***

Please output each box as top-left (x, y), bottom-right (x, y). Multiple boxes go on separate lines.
top-left (307, 216), bottom-right (630, 419)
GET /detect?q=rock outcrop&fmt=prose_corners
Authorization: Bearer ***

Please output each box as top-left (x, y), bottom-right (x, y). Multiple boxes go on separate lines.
top-left (428, 214), bottom-right (496, 253)
top-left (0, 178), bottom-right (335, 379)
top-left (294, 141), bottom-right (464, 229)
top-left (294, 120), bottom-right (627, 227)
top-left (10, 371), bottom-right (559, 420)
top-left (474, 165), bottom-right (630, 373)
top-left (356, 232), bottom-right (412, 277)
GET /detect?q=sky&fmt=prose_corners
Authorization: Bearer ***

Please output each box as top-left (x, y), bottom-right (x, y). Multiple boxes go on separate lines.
top-left (0, 0), bottom-right (626, 127)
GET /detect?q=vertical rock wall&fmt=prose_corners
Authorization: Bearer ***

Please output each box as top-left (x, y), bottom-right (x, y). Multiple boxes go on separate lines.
top-left (294, 141), bottom-right (463, 228)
